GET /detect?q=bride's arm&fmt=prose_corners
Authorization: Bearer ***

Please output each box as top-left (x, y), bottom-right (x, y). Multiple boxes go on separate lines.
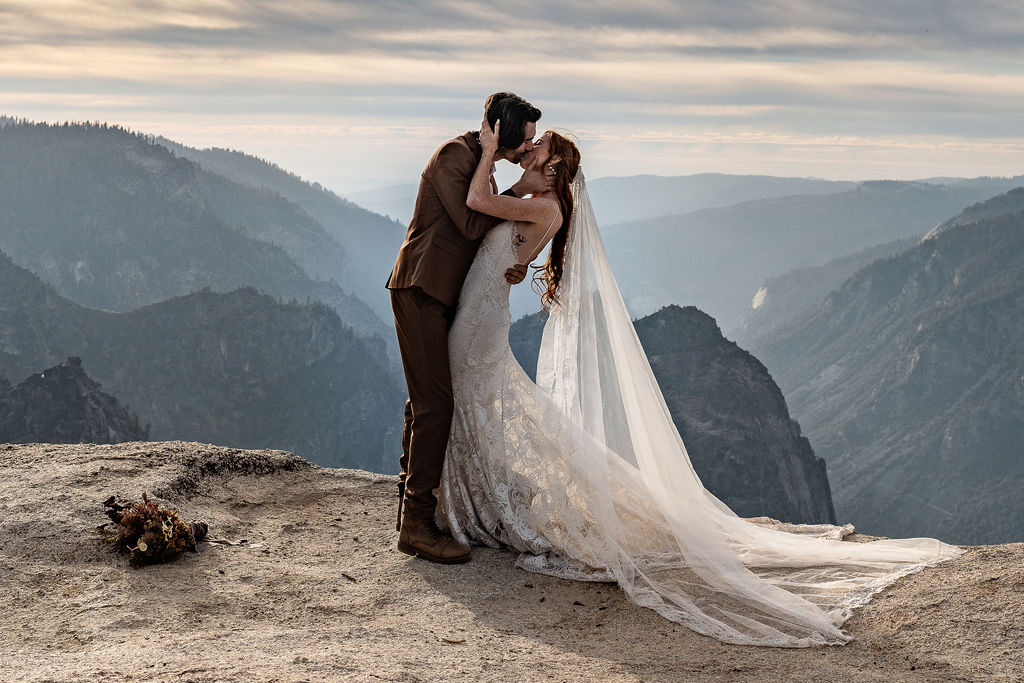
top-left (467, 119), bottom-right (559, 226)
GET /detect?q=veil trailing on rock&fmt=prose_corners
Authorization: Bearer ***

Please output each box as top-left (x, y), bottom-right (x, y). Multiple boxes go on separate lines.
top-left (532, 171), bottom-right (962, 647)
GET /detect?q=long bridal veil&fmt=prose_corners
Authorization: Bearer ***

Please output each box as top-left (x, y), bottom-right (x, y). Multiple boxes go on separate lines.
top-left (532, 172), bottom-right (962, 647)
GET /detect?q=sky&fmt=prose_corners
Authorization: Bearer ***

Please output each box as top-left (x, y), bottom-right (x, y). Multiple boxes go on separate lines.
top-left (2, 0), bottom-right (1023, 194)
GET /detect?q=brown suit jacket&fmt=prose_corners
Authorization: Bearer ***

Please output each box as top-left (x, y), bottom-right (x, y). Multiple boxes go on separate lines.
top-left (386, 131), bottom-right (513, 308)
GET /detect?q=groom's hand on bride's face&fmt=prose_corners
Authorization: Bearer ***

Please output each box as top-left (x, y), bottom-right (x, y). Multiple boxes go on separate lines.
top-left (512, 167), bottom-right (553, 197)
top-left (505, 263), bottom-right (529, 285)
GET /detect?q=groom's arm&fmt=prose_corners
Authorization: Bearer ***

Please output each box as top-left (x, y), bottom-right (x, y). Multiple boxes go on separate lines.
top-left (429, 144), bottom-right (518, 242)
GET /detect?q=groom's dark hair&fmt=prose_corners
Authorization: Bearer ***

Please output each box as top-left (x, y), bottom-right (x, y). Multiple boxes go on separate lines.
top-left (485, 92), bottom-right (541, 150)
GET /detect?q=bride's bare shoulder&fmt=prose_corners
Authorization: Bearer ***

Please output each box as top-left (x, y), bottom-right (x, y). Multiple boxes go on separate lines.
top-left (519, 195), bottom-right (560, 228)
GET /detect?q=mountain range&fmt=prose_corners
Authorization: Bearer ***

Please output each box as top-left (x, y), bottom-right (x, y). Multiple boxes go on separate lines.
top-left (0, 121), bottom-right (391, 340)
top-left (751, 189), bottom-right (1024, 543)
top-left (586, 174), bottom-right (857, 225)
top-left (0, 248), bottom-right (403, 471)
top-left (346, 173), bottom-right (859, 228)
top-left (599, 178), bottom-right (1024, 332)
top-left (156, 138), bottom-right (407, 322)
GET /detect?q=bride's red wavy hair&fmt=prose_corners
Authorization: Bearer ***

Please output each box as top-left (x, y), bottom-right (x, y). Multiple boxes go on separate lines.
top-left (533, 131), bottom-right (581, 310)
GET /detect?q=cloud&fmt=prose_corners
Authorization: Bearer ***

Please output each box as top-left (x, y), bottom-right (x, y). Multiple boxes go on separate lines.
top-left (3, 0), bottom-right (1023, 55)
top-left (0, 0), bottom-right (1021, 185)
top-left (0, 0), bottom-right (253, 39)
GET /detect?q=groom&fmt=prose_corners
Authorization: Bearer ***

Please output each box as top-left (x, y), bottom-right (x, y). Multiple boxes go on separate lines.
top-left (387, 92), bottom-right (548, 564)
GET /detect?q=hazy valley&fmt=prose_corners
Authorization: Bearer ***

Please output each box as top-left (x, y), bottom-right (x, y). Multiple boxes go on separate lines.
top-left (599, 178), bottom-right (1024, 332)
top-left (751, 190), bottom-right (1024, 543)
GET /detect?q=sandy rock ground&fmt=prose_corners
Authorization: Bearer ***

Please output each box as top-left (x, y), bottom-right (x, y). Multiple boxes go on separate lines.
top-left (0, 442), bottom-right (1022, 682)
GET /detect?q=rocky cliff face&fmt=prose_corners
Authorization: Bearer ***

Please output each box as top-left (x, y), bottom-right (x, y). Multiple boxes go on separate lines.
top-left (735, 236), bottom-right (918, 348)
top-left (510, 305), bottom-right (835, 524)
top-left (756, 189), bottom-right (1024, 543)
top-left (0, 357), bottom-right (148, 444)
top-left (0, 250), bottom-right (403, 471)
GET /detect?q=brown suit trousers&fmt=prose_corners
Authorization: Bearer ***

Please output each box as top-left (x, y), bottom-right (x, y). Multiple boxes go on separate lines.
top-left (390, 286), bottom-right (456, 517)
top-left (387, 132), bottom-right (513, 518)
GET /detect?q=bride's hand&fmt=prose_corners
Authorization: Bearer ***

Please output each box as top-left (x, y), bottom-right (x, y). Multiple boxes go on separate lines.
top-left (480, 116), bottom-right (499, 154)
top-left (504, 263), bottom-right (529, 285)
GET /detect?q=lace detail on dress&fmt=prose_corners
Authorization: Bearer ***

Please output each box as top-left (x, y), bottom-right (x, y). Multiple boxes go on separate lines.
top-left (440, 221), bottom-right (550, 553)
top-left (441, 222), bottom-right (770, 584)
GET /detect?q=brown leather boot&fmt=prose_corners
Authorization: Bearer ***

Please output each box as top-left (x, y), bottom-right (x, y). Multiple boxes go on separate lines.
top-left (398, 514), bottom-right (471, 564)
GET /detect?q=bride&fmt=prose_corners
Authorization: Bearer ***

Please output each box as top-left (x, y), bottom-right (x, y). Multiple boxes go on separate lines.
top-left (436, 119), bottom-right (962, 647)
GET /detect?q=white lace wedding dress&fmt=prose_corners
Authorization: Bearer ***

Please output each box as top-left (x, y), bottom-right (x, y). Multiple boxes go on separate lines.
top-left (437, 174), bottom-right (962, 647)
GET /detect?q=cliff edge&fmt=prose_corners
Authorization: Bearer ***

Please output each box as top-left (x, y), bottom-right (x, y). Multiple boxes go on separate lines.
top-left (0, 442), bottom-right (1020, 681)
